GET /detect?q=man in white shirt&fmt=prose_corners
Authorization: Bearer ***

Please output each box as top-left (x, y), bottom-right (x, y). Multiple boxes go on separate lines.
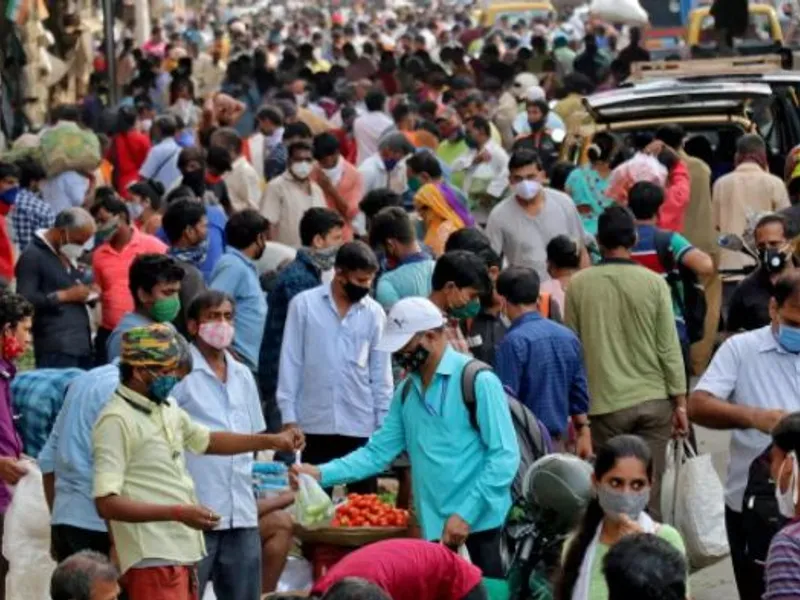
top-left (358, 132), bottom-right (414, 197)
top-left (277, 241), bottom-right (392, 494)
top-left (261, 141), bottom-right (326, 248)
top-left (211, 128), bottom-right (261, 213)
top-left (353, 90), bottom-right (394, 165)
top-left (452, 116), bottom-right (509, 227)
top-left (689, 270), bottom-right (800, 600)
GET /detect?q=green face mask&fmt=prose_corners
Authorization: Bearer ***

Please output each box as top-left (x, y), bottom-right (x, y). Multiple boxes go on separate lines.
top-left (150, 294), bottom-right (181, 323)
top-left (408, 176), bottom-right (423, 193)
top-left (449, 297), bottom-right (481, 320)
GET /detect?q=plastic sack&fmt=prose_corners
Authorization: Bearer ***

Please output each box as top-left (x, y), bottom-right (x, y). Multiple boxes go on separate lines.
top-left (607, 153), bottom-right (668, 204)
top-left (276, 556), bottom-right (313, 592)
top-left (3, 463), bottom-right (56, 600)
top-left (661, 440), bottom-right (729, 570)
top-left (589, 0), bottom-right (649, 25)
top-left (294, 473), bottom-right (334, 528)
top-left (39, 121), bottom-right (101, 178)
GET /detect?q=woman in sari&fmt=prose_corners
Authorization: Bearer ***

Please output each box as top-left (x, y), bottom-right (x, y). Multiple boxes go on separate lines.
top-left (565, 131), bottom-right (616, 236)
top-left (409, 151), bottom-right (474, 256)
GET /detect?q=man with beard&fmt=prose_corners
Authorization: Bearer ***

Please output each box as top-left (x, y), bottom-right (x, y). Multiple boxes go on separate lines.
top-left (209, 210), bottom-right (269, 373)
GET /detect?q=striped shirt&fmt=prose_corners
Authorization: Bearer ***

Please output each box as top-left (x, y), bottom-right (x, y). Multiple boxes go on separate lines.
top-left (765, 520), bottom-right (800, 600)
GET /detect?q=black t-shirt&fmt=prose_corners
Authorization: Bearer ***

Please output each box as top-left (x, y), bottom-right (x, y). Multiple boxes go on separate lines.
top-left (727, 268), bottom-right (774, 333)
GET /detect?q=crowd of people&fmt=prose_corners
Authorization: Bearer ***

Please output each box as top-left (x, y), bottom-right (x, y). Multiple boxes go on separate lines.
top-left (1, 2), bottom-right (800, 600)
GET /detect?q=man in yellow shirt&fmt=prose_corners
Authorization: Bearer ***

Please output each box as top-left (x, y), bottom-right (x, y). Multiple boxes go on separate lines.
top-left (93, 324), bottom-right (303, 600)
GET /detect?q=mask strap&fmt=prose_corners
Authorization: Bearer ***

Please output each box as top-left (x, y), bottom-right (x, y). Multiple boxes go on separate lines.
top-left (790, 451), bottom-right (799, 506)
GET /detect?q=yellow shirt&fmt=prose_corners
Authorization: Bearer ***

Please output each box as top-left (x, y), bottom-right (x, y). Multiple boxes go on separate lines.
top-left (93, 385), bottom-right (211, 574)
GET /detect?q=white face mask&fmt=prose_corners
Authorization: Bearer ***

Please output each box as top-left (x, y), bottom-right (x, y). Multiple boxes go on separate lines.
top-left (139, 119), bottom-right (153, 133)
top-left (775, 451), bottom-right (799, 519)
top-left (322, 158), bottom-right (343, 186)
top-left (295, 93), bottom-right (307, 107)
top-left (514, 179), bottom-right (542, 202)
top-left (290, 160), bottom-right (313, 180)
top-left (127, 202), bottom-right (144, 220)
top-left (60, 240), bottom-right (85, 263)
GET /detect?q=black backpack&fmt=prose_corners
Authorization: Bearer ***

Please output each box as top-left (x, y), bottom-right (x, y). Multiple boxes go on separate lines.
top-left (742, 445), bottom-right (788, 565)
top-left (654, 229), bottom-right (708, 343)
top-left (401, 359), bottom-right (551, 502)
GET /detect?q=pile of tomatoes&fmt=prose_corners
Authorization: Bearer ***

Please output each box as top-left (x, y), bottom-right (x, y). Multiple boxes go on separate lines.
top-left (331, 494), bottom-right (410, 528)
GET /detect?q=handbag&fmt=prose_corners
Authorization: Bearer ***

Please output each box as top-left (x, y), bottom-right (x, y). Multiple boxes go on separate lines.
top-left (660, 439), bottom-right (730, 570)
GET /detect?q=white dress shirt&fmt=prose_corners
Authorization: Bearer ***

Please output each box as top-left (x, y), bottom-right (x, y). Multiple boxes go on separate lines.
top-left (353, 111), bottom-right (394, 165)
top-left (276, 283), bottom-right (393, 437)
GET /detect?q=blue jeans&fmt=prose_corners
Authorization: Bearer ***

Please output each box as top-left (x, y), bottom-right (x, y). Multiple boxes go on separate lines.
top-left (197, 528), bottom-right (262, 600)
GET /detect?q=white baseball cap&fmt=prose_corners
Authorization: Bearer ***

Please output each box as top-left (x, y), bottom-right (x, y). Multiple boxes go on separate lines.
top-left (376, 297), bottom-right (446, 353)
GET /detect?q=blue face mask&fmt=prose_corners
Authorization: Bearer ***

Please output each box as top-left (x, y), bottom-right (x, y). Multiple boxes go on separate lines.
top-left (148, 373), bottom-right (181, 403)
top-left (778, 324), bottom-right (800, 353)
top-left (0, 186), bottom-right (20, 206)
top-left (383, 158), bottom-right (398, 172)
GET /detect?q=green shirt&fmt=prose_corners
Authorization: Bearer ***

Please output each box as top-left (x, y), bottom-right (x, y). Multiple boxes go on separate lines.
top-left (437, 139), bottom-right (469, 191)
top-left (588, 524), bottom-right (686, 600)
top-left (564, 260), bottom-right (686, 415)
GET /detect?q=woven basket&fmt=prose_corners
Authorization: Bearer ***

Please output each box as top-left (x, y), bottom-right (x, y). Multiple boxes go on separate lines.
top-left (293, 524), bottom-right (409, 547)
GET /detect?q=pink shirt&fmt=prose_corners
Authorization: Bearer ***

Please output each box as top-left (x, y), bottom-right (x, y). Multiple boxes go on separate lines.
top-left (92, 229), bottom-right (167, 330)
top-left (311, 539), bottom-right (482, 600)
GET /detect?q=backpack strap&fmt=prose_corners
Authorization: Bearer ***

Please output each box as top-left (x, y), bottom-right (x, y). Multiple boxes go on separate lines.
top-left (653, 228), bottom-right (675, 274)
top-left (653, 228), bottom-right (686, 311)
top-left (461, 359), bottom-right (493, 431)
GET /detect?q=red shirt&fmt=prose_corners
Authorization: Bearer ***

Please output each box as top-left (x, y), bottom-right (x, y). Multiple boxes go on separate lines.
top-left (0, 214), bottom-right (14, 283)
top-left (311, 539), bottom-right (482, 600)
top-left (111, 131), bottom-right (152, 198)
top-left (92, 229), bottom-right (167, 330)
top-left (656, 160), bottom-right (691, 232)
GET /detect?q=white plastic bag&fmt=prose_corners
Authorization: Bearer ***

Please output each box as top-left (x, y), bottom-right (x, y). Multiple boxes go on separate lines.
top-left (294, 473), bottom-right (334, 528)
top-left (660, 440), bottom-right (729, 570)
top-left (589, 0), bottom-right (649, 25)
top-left (3, 463), bottom-right (56, 600)
top-left (276, 556), bottom-right (313, 592)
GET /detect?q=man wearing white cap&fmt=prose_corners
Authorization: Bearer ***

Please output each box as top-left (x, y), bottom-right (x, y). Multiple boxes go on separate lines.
top-left (294, 297), bottom-right (519, 579)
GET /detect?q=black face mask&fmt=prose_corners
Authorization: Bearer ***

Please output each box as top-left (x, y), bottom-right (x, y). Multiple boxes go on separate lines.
top-left (529, 119), bottom-right (545, 132)
top-left (394, 344), bottom-right (430, 372)
top-left (343, 281), bottom-right (370, 303)
top-left (759, 247), bottom-right (787, 274)
top-left (182, 170), bottom-right (206, 197)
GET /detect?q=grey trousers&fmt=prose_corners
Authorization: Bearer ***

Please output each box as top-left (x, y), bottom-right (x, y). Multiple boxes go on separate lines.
top-left (590, 398), bottom-right (673, 521)
top-left (197, 527), bottom-right (262, 600)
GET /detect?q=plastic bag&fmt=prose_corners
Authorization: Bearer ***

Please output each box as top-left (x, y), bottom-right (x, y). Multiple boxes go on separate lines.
top-left (39, 121), bottom-right (101, 178)
top-left (607, 153), bottom-right (667, 204)
top-left (276, 556), bottom-right (313, 592)
top-left (3, 463), bottom-right (56, 600)
top-left (660, 440), bottom-right (729, 570)
top-left (294, 473), bottom-right (335, 528)
top-left (589, 0), bottom-right (649, 25)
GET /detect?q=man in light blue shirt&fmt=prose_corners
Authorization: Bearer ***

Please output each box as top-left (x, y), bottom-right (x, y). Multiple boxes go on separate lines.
top-left (210, 210), bottom-right (269, 372)
top-left (369, 207), bottom-right (434, 311)
top-left (295, 296), bottom-right (519, 578)
top-left (172, 290), bottom-right (275, 600)
top-left (39, 363), bottom-right (120, 561)
top-left (138, 115), bottom-right (183, 191)
top-left (278, 242), bottom-right (393, 494)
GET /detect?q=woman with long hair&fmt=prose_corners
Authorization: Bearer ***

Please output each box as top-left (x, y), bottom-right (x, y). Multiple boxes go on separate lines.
top-left (565, 131), bottom-right (616, 237)
top-left (556, 435), bottom-right (687, 600)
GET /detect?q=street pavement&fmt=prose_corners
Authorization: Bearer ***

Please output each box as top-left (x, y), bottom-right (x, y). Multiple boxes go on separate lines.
top-left (690, 426), bottom-right (737, 599)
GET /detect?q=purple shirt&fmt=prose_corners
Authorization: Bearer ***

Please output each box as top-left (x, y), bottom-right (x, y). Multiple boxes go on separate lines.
top-left (765, 520), bottom-right (800, 600)
top-left (0, 359), bottom-right (22, 513)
